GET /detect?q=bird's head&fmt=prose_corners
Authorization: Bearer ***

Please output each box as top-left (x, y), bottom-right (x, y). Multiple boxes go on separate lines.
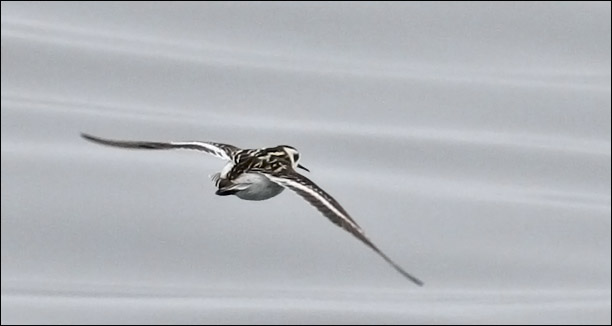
top-left (281, 145), bottom-right (309, 172)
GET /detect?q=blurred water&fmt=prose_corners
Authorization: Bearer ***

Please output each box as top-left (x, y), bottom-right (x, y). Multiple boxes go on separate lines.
top-left (1, 2), bottom-right (610, 324)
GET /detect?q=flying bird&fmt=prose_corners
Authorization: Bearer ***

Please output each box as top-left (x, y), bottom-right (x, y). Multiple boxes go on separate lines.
top-left (81, 133), bottom-right (423, 286)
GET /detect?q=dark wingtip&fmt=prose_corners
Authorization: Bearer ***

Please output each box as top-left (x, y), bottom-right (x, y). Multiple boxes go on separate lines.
top-left (80, 132), bottom-right (107, 145)
top-left (80, 132), bottom-right (94, 141)
top-left (373, 246), bottom-right (424, 287)
top-left (398, 268), bottom-right (424, 286)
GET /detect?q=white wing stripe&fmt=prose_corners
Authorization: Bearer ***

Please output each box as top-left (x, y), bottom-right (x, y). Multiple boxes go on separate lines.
top-left (168, 142), bottom-right (231, 160)
top-left (268, 175), bottom-right (363, 233)
top-left (80, 133), bottom-right (237, 161)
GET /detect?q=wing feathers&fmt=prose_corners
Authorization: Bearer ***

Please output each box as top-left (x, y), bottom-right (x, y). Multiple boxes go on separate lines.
top-left (81, 133), bottom-right (238, 161)
top-left (265, 171), bottom-right (423, 286)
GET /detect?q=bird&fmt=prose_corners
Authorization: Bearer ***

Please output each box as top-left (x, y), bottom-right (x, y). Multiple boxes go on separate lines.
top-left (81, 132), bottom-right (424, 286)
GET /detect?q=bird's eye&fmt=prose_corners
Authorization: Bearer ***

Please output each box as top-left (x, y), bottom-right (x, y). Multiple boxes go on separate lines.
top-left (293, 153), bottom-right (300, 162)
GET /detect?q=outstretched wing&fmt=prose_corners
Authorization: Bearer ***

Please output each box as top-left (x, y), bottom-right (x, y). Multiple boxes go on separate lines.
top-left (81, 133), bottom-right (239, 161)
top-left (263, 170), bottom-right (423, 286)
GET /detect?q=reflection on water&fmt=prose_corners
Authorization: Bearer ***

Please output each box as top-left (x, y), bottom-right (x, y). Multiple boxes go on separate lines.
top-left (2, 280), bottom-right (611, 324)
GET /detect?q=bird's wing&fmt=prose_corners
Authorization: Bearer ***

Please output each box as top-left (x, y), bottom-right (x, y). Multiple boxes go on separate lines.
top-left (262, 169), bottom-right (423, 286)
top-left (81, 133), bottom-right (239, 161)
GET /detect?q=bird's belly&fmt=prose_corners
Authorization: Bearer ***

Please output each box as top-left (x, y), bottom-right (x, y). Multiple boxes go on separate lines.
top-left (232, 173), bottom-right (285, 201)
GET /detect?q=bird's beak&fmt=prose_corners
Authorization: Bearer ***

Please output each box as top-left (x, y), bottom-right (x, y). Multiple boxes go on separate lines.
top-left (297, 164), bottom-right (310, 172)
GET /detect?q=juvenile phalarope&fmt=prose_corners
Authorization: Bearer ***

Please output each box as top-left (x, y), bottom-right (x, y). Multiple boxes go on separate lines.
top-left (81, 133), bottom-right (423, 286)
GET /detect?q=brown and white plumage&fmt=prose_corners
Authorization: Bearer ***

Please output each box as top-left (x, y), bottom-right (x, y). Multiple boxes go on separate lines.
top-left (81, 132), bottom-right (423, 286)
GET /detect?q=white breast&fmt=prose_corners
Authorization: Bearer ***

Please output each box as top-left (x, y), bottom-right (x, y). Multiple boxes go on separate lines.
top-left (211, 163), bottom-right (284, 201)
top-left (232, 173), bottom-right (285, 201)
